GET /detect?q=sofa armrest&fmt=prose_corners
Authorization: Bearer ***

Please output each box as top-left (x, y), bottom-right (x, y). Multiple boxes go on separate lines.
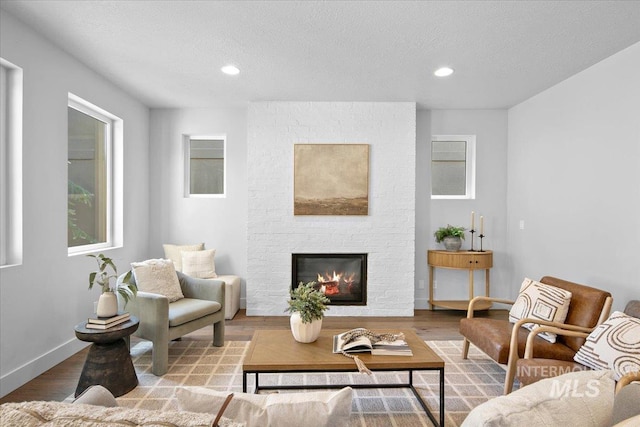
top-left (616, 371), bottom-right (640, 394)
top-left (176, 271), bottom-right (225, 304)
top-left (613, 372), bottom-right (640, 425)
top-left (466, 296), bottom-right (515, 318)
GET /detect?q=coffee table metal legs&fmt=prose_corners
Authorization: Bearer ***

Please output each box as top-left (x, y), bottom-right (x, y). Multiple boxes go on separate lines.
top-left (408, 369), bottom-right (445, 427)
top-left (242, 368), bottom-right (445, 427)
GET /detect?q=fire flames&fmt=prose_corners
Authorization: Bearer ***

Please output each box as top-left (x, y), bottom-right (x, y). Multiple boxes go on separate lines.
top-left (317, 271), bottom-right (356, 295)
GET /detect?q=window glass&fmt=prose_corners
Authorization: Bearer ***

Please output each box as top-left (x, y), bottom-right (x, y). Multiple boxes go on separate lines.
top-left (431, 135), bottom-right (476, 199)
top-left (68, 107), bottom-right (108, 247)
top-left (67, 94), bottom-right (122, 254)
top-left (186, 136), bottom-right (225, 196)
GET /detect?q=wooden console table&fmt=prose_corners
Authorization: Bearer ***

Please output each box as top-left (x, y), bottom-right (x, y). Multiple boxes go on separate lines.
top-left (427, 250), bottom-right (493, 311)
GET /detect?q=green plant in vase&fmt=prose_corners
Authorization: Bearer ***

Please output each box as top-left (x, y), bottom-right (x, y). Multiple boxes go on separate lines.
top-left (88, 253), bottom-right (137, 317)
top-left (286, 281), bottom-right (330, 343)
top-left (434, 224), bottom-right (466, 251)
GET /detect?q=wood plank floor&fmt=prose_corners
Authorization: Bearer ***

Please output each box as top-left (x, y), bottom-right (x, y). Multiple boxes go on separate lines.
top-left (0, 309), bottom-right (507, 404)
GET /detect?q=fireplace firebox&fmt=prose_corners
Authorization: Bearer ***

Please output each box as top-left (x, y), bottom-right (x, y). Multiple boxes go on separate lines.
top-left (291, 253), bottom-right (367, 305)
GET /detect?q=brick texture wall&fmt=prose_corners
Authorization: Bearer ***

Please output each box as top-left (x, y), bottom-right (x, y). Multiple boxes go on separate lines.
top-left (247, 102), bottom-right (416, 316)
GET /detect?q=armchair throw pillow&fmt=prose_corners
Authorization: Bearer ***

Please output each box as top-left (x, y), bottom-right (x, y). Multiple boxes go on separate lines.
top-left (508, 278), bottom-right (572, 343)
top-left (131, 258), bottom-right (184, 302)
top-left (573, 311), bottom-right (640, 380)
top-left (163, 243), bottom-right (205, 271)
top-left (182, 249), bottom-right (217, 279)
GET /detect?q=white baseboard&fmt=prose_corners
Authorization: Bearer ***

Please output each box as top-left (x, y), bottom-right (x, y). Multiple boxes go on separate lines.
top-left (0, 338), bottom-right (88, 398)
top-left (414, 297), bottom-right (430, 310)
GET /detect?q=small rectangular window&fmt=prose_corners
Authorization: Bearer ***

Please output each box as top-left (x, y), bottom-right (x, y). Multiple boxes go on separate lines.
top-left (0, 58), bottom-right (23, 267)
top-left (184, 135), bottom-right (226, 197)
top-left (68, 94), bottom-right (122, 254)
top-left (431, 135), bottom-right (476, 199)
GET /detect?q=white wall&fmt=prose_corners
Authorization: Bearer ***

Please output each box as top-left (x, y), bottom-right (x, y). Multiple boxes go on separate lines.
top-left (507, 42), bottom-right (640, 310)
top-left (0, 11), bottom-right (150, 396)
top-left (415, 110), bottom-right (509, 308)
top-left (246, 102), bottom-right (416, 316)
top-left (148, 108), bottom-right (248, 303)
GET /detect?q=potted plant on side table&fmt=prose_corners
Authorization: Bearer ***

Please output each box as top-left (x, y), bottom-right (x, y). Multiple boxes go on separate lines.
top-left (286, 281), bottom-right (330, 343)
top-left (88, 253), bottom-right (137, 317)
top-left (434, 224), bottom-right (466, 252)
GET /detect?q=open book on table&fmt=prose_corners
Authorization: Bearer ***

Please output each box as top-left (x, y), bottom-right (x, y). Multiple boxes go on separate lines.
top-left (332, 329), bottom-right (413, 356)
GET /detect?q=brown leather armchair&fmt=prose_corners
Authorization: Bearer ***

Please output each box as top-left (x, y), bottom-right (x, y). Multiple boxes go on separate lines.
top-left (516, 300), bottom-right (639, 388)
top-left (459, 276), bottom-right (613, 394)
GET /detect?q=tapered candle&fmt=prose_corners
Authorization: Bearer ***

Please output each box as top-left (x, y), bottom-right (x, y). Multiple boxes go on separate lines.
top-left (480, 216), bottom-right (484, 234)
top-left (471, 211), bottom-right (475, 230)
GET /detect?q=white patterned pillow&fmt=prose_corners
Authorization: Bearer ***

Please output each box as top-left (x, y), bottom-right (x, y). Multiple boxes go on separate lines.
top-left (131, 258), bottom-right (184, 302)
top-left (508, 278), bottom-right (572, 343)
top-left (162, 243), bottom-right (205, 271)
top-left (573, 311), bottom-right (640, 380)
top-left (182, 249), bottom-right (217, 279)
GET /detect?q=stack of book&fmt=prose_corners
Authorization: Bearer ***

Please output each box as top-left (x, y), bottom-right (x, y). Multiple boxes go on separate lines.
top-left (86, 311), bottom-right (131, 330)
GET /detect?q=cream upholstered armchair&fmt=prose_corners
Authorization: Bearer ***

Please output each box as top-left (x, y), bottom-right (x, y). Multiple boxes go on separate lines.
top-left (117, 270), bottom-right (225, 376)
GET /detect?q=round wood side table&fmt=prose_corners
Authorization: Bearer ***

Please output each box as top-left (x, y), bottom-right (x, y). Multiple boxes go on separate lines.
top-left (74, 315), bottom-right (139, 397)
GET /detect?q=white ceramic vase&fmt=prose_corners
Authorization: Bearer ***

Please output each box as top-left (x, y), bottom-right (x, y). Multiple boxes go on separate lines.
top-left (290, 312), bottom-right (322, 343)
top-left (96, 291), bottom-right (118, 317)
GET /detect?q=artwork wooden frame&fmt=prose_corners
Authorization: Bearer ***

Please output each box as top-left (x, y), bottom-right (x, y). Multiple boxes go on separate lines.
top-left (294, 144), bottom-right (369, 215)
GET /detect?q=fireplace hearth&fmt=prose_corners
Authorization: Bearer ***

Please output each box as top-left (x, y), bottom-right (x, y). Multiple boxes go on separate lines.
top-left (291, 253), bottom-right (367, 305)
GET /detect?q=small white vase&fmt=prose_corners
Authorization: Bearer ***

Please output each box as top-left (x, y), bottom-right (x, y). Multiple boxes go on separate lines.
top-left (96, 291), bottom-right (118, 317)
top-left (290, 312), bottom-right (322, 343)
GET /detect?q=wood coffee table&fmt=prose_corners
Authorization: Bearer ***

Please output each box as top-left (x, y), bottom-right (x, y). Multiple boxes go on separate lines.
top-left (243, 329), bottom-right (445, 427)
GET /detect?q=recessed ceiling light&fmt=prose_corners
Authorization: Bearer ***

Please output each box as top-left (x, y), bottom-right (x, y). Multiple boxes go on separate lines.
top-left (221, 65), bottom-right (240, 75)
top-left (434, 67), bottom-right (454, 77)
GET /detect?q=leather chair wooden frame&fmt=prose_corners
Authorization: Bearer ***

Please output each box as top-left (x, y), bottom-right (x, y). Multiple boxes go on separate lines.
top-left (460, 276), bottom-right (613, 394)
top-left (516, 300), bottom-right (639, 388)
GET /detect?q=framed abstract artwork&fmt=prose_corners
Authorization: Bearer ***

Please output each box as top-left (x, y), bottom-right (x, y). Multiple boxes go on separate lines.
top-left (294, 144), bottom-right (369, 215)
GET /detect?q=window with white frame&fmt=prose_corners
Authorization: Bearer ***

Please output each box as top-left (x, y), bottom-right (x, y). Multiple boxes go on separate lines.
top-left (431, 135), bottom-right (476, 199)
top-left (184, 135), bottom-right (226, 197)
top-left (0, 58), bottom-right (23, 267)
top-left (67, 94), bottom-right (123, 253)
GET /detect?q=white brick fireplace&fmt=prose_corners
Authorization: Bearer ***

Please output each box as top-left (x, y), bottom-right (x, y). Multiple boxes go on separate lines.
top-left (246, 102), bottom-right (416, 316)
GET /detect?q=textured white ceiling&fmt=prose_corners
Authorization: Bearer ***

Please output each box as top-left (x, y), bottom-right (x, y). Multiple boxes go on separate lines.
top-left (2, 0), bottom-right (640, 109)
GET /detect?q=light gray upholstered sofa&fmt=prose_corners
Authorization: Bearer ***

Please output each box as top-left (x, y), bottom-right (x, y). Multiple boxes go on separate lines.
top-left (0, 385), bottom-right (243, 426)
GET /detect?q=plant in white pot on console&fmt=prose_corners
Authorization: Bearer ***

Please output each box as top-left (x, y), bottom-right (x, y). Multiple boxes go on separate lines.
top-left (88, 253), bottom-right (137, 317)
top-left (286, 281), bottom-right (330, 343)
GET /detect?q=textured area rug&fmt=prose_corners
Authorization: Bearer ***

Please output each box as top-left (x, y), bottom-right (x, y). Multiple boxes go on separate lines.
top-left (111, 339), bottom-right (512, 427)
